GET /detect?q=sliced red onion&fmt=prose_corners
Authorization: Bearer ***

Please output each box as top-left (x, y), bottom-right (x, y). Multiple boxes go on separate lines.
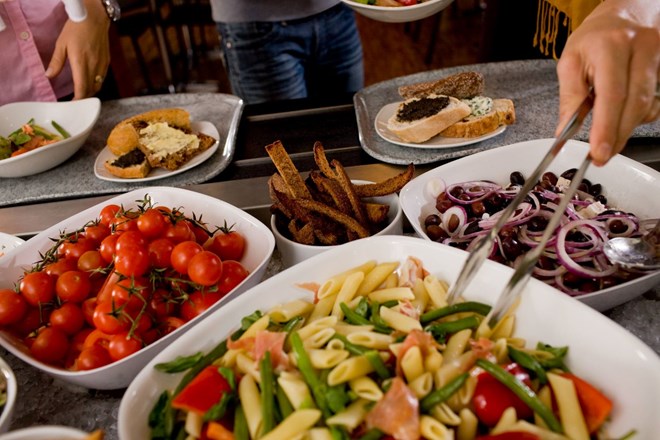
top-left (556, 219), bottom-right (617, 278)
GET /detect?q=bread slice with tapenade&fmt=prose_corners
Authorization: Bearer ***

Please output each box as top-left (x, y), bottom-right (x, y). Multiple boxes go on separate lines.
top-left (440, 98), bottom-right (516, 138)
top-left (104, 148), bottom-right (152, 179)
top-left (387, 94), bottom-right (472, 143)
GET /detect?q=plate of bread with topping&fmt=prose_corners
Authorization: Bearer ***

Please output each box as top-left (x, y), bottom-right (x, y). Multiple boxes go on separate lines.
top-left (375, 72), bottom-right (515, 148)
top-left (94, 108), bottom-right (219, 182)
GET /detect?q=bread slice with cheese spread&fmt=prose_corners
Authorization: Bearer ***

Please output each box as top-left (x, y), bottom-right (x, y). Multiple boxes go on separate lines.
top-left (387, 94), bottom-right (472, 143)
top-left (440, 97), bottom-right (515, 138)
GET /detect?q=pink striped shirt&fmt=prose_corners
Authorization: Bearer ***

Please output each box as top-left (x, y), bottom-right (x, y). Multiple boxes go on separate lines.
top-left (0, 0), bottom-right (74, 105)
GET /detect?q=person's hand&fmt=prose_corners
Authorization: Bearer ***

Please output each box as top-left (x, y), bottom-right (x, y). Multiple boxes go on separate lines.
top-left (556, 0), bottom-right (660, 166)
top-left (45, 0), bottom-right (111, 100)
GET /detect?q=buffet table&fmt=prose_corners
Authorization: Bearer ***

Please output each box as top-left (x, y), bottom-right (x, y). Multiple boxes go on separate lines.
top-left (0, 59), bottom-right (659, 438)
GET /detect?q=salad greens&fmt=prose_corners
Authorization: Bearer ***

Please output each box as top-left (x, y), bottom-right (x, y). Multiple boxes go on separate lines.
top-left (0, 118), bottom-right (70, 160)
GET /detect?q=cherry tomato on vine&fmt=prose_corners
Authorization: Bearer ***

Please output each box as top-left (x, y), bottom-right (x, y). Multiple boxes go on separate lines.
top-left (114, 246), bottom-right (150, 277)
top-left (30, 327), bottom-right (70, 364)
top-left (217, 260), bottom-right (249, 295)
top-left (77, 250), bottom-right (105, 274)
top-left (58, 237), bottom-right (96, 260)
top-left (44, 257), bottom-right (78, 278)
top-left (49, 303), bottom-right (85, 335)
top-left (83, 223), bottom-right (111, 245)
top-left (99, 234), bottom-right (120, 264)
top-left (110, 277), bottom-right (150, 311)
top-left (148, 238), bottom-right (175, 269)
top-left (148, 288), bottom-right (179, 319)
top-left (99, 204), bottom-right (121, 227)
top-left (180, 291), bottom-right (223, 322)
top-left (165, 221), bottom-right (195, 243)
top-left (93, 301), bottom-right (131, 335)
top-left (10, 307), bottom-right (46, 337)
top-left (205, 228), bottom-right (245, 261)
top-left (137, 208), bottom-right (169, 238)
top-left (108, 332), bottom-right (143, 361)
top-left (189, 221), bottom-right (211, 245)
top-left (171, 241), bottom-right (203, 274)
top-left (115, 230), bottom-right (147, 253)
top-left (56, 270), bottom-right (92, 303)
top-left (0, 288), bottom-right (28, 326)
top-left (75, 345), bottom-right (112, 371)
top-left (188, 251), bottom-right (223, 286)
top-left (20, 271), bottom-right (56, 306)
top-left (159, 316), bottom-right (185, 335)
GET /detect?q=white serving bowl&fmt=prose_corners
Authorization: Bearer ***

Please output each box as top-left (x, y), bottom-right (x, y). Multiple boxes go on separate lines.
top-left (399, 138), bottom-right (660, 311)
top-left (0, 234), bottom-right (24, 259)
top-left (341, 0), bottom-right (454, 23)
top-left (270, 181), bottom-right (403, 268)
top-left (0, 187), bottom-right (275, 390)
top-left (0, 426), bottom-right (89, 440)
top-left (0, 98), bottom-right (101, 178)
top-left (0, 357), bottom-right (17, 434)
top-left (118, 236), bottom-right (660, 439)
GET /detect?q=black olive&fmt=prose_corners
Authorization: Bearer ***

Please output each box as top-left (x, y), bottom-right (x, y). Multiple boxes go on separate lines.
top-left (464, 220), bottom-right (481, 235)
top-left (449, 186), bottom-right (464, 198)
top-left (485, 192), bottom-right (505, 212)
top-left (527, 216), bottom-right (548, 232)
top-left (501, 236), bottom-right (525, 260)
top-left (588, 183), bottom-right (602, 197)
top-left (510, 171), bottom-right (525, 186)
top-left (608, 219), bottom-right (628, 234)
top-left (435, 199), bottom-right (453, 214)
top-left (561, 168), bottom-right (577, 180)
top-left (541, 172), bottom-right (558, 186)
top-left (424, 214), bottom-right (441, 227)
top-left (426, 224), bottom-right (448, 242)
top-left (595, 194), bottom-right (607, 205)
top-left (579, 280), bottom-right (600, 293)
top-left (471, 201), bottom-right (486, 217)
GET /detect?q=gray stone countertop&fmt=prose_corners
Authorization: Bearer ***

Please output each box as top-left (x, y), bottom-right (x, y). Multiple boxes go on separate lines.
top-left (0, 247), bottom-right (658, 439)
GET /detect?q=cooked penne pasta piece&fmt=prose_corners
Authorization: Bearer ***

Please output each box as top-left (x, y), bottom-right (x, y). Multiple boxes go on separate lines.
top-left (491, 315), bottom-right (515, 340)
top-left (435, 351), bottom-right (476, 388)
top-left (457, 408), bottom-right (478, 440)
top-left (326, 399), bottom-right (370, 431)
top-left (303, 327), bottom-right (336, 349)
top-left (269, 299), bottom-right (314, 323)
top-left (379, 306), bottom-right (422, 333)
top-left (346, 331), bottom-right (394, 350)
top-left (492, 407), bottom-right (518, 434)
top-left (446, 375), bottom-right (476, 411)
top-left (331, 271), bottom-right (365, 318)
top-left (306, 428), bottom-right (333, 440)
top-left (308, 348), bottom-right (350, 369)
top-left (309, 294), bottom-right (337, 321)
top-left (217, 348), bottom-right (240, 368)
top-left (241, 314), bottom-right (270, 340)
top-left (535, 385), bottom-right (552, 430)
top-left (424, 349), bottom-right (444, 373)
top-left (442, 329), bottom-right (472, 365)
top-left (349, 376), bottom-right (383, 401)
top-left (334, 322), bottom-right (374, 336)
top-left (357, 261), bottom-right (399, 295)
top-left (411, 279), bottom-right (430, 313)
top-left (367, 287), bottom-right (415, 303)
top-left (239, 374), bottom-right (263, 440)
top-left (420, 415), bottom-right (452, 440)
top-left (401, 345), bottom-right (424, 383)
top-left (317, 261), bottom-right (377, 299)
top-left (423, 275), bottom-right (448, 308)
top-left (297, 316), bottom-right (337, 340)
top-left (383, 272), bottom-right (399, 288)
top-left (408, 371), bottom-right (433, 399)
top-left (236, 352), bottom-right (260, 384)
top-left (260, 409), bottom-right (322, 440)
top-left (327, 356), bottom-right (374, 386)
top-left (548, 372), bottom-right (589, 440)
top-left (278, 371), bottom-right (314, 410)
top-left (185, 410), bottom-right (203, 438)
top-left (430, 402), bottom-right (462, 426)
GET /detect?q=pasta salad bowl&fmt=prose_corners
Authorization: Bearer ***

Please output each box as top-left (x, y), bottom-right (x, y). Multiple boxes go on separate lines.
top-left (118, 235), bottom-right (659, 439)
top-left (341, 0), bottom-right (454, 23)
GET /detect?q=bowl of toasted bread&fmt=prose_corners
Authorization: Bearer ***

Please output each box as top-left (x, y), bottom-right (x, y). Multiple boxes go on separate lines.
top-left (376, 71), bottom-right (515, 148)
top-left (341, 0), bottom-right (454, 23)
top-left (267, 140), bottom-right (410, 267)
top-left (95, 108), bottom-right (219, 182)
top-left (0, 98), bottom-right (100, 178)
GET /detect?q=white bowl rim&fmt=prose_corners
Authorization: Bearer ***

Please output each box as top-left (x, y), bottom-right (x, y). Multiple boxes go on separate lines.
top-left (0, 425), bottom-right (88, 439)
top-left (342, 0), bottom-right (447, 11)
top-left (0, 356), bottom-right (17, 433)
top-left (0, 98), bottom-right (101, 165)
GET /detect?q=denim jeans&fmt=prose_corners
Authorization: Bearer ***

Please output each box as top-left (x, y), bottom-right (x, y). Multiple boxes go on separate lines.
top-left (217, 3), bottom-right (364, 104)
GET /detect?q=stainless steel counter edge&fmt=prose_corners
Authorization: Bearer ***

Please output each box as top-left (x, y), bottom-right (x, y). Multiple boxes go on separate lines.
top-left (1, 163), bottom-right (418, 238)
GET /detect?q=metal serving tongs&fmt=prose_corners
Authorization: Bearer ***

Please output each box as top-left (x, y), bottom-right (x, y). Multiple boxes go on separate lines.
top-left (445, 90), bottom-right (596, 329)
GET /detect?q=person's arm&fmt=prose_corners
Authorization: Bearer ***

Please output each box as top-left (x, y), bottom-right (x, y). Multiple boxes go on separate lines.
top-left (556, 0), bottom-right (660, 166)
top-left (45, 0), bottom-right (112, 100)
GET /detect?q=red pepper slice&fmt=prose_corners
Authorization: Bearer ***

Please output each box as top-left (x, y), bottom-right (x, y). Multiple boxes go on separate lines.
top-left (172, 365), bottom-right (231, 415)
top-left (472, 362), bottom-right (534, 426)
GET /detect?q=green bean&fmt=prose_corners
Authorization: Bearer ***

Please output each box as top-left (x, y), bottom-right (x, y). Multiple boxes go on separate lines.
top-left (341, 302), bottom-right (371, 326)
top-left (148, 390), bottom-right (174, 439)
top-left (234, 405), bottom-right (249, 440)
top-left (365, 350), bottom-right (390, 380)
top-left (420, 301), bottom-right (491, 324)
top-left (358, 429), bottom-right (384, 440)
top-left (51, 120), bottom-right (70, 138)
top-left (276, 382), bottom-right (294, 419)
top-left (354, 297), bottom-right (370, 319)
top-left (260, 352), bottom-right (276, 434)
top-left (290, 332), bottom-right (331, 418)
top-left (475, 359), bottom-right (562, 433)
top-left (369, 301), bottom-right (394, 334)
top-left (154, 352), bottom-right (203, 373)
top-left (420, 372), bottom-right (469, 411)
top-left (508, 345), bottom-right (548, 384)
top-left (425, 316), bottom-right (480, 340)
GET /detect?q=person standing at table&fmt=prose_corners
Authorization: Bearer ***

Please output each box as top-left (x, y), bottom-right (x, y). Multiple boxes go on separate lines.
top-left (0, 0), bottom-right (118, 105)
top-left (211, 0), bottom-right (364, 105)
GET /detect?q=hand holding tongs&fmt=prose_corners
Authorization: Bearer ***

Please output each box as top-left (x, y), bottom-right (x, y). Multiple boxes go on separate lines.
top-left (444, 90), bottom-right (596, 329)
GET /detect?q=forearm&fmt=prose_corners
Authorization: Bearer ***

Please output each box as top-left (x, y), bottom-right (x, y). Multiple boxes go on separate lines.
top-left (585, 0), bottom-right (660, 28)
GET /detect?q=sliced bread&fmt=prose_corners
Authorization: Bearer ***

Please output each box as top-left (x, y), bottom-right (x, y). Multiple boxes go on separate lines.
top-left (137, 122), bottom-right (216, 171)
top-left (387, 94), bottom-right (472, 143)
top-left (440, 98), bottom-right (516, 138)
top-left (398, 72), bottom-right (485, 100)
top-left (104, 148), bottom-right (152, 179)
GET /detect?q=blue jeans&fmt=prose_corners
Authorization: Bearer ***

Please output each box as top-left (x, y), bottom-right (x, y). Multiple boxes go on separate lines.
top-left (217, 4), bottom-right (364, 104)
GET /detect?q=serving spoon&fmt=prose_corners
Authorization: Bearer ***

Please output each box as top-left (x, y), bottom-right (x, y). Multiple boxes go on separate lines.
top-left (603, 218), bottom-right (660, 271)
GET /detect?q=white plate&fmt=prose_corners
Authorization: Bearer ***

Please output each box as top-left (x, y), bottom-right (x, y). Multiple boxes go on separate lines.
top-left (0, 426), bottom-right (88, 440)
top-left (0, 187), bottom-right (275, 390)
top-left (118, 236), bottom-right (660, 439)
top-left (93, 121), bottom-right (220, 182)
top-left (0, 233), bottom-right (24, 259)
top-left (399, 138), bottom-right (660, 311)
top-left (341, 0), bottom-right (454, 23)
top-left (0, 98), bottom-right (100, 178)
top-left (374, 101), bottom-right (506, 149)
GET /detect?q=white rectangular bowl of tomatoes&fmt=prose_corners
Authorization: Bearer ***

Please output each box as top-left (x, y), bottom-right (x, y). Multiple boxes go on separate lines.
top-left (0, 187), bottom-right (275, 389)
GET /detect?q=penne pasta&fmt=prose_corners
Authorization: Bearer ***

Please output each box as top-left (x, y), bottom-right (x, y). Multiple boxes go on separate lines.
top-left (349, 376), bottom-right (383, 401)
top-left (241, 314), bottom-right (270, 340)
top-left (548, 372), bottom-right (590, 440)
top-left (442, 329), bottom-right (472, 365)
top-left (356, 261), bottom-right (399, 295)
top-left (383, 272), bottom-right (399, 288)
top-left (269, 299), bottom-right (314, 323)
top-left (423, 275), bottom-right (448, 308)
top-left (400, 345), bottom-right (424, 383)
top-left (334, 322), bottom-right (374, 336)
top-left (346, 331), bottom-right (394, 350)
top-left (238, 374), bottom-right (263, 440)
top-left (457, 408), bottom-right (478, 440)
top-left (302, 327), bottom-right (335, 349)
top-left (278, 371), bottom-right (314, 410)
top-left (420, 415), bottom-right (452, 440)
top-left (325, 399), bottom-right (369, 431)
top-left (492, 407), bottom-right (518, 434)
top-left (236, 352), bottom-right (260, 384)
top-left (408, 371), bottom-right (434, 399)
top-left (296, 316), bottom-right (337, 340)
top-left (317, 261), bottom-right (377, 299)
top-left (430, 402), bottom-right (462, 426)
top-left (305, 428), bottom-right (333, 440)
top-left (307, 348), bottom-right (350, 369)
top-left (327, 356), bottom-right (374, 386)
top-left (379, 306), bottom-right (422, 333)
top-left (367, 286), bottom-right (415, 303)
top-left (260, 409), bottom-right (322, 440)
top-left (331, 271), bottom-right (365, 319)
top-left (308, 294), bottom-right (337, 321)
top-left (411, 278), bottom-right (430, 313)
